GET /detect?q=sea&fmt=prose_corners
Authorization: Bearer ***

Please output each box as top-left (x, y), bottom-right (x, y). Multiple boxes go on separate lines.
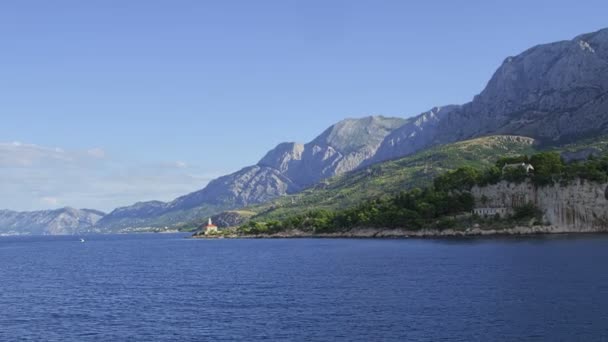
top-left (1, 233), bottom-right (607, 341)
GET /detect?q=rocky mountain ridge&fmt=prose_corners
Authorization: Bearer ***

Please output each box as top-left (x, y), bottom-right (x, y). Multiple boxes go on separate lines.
top-left (95, 115), bottom-right (407, 229)
top-left (370, 27), bottom-right (608, 164)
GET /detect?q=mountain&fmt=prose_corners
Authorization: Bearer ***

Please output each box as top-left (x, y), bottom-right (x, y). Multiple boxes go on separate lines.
top-left (0, 207), bottom-right (105, 235)
top-left (369, 28), bottom-right (608, 164)
top-left (216, 133), bottom-right (608, 225)
top-left (99, 27), bottom-right (608, 230)
top-left (241, 135), bottom-right (537, 221)
top-left (95, 116), bottom-right (406, 230)
top-left (276, 116), bottom-right (407, 186)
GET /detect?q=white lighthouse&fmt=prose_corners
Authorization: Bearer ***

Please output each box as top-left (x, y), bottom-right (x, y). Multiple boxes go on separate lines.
top-left (204, 218), bottom-right (218, 235)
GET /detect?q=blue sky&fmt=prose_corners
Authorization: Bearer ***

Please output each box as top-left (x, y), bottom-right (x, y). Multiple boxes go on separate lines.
top-left (1, 0), bottom-right (607, 211)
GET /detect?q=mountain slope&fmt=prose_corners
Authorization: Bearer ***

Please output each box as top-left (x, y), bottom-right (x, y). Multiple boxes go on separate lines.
top-left (242, 135), bottom-right (537, 221)
top-left (95, 116), bottom-right (406, 229)
top-left (370, 28), bottom-right (608, 164)
top-left (0, 207), bottom-right (105, 235)
top-left (282, 116), bottom-right (407, 186)
top-left (221, 133), bottom-right (608, 224)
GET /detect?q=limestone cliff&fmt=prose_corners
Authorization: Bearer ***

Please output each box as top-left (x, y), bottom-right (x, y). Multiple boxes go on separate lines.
top-left (472, 179), bottom-right (608, 232)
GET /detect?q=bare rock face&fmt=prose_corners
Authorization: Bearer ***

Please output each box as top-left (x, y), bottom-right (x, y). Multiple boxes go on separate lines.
top-left (472, 179), bottom-right (608, 231)
top-left (257, 142), bottom-right (304, 173)
top-left (372, 28), bottom-right (608, 164)
top-left (170, 165), bottom-right (301, 209)
top-left (284, 116), bottom-right (407, 186)
top-left (368, 106), bottom-right (460, 165)
top-left (0, 208), bottom-right (105, 235)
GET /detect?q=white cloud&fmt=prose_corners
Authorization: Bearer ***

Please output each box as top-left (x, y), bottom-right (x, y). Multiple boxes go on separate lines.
top-left (40, 196), bottom-right (60, 206)
top-left (0, 142), bottom-right (220, 212)
top-left (0, 142), bottom-right (74, 167)
top-left (87, 148), bottom-right (106, 159)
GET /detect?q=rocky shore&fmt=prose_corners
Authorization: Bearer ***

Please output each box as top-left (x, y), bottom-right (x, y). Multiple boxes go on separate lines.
top-left (192, 224), bottom-right (608, 239)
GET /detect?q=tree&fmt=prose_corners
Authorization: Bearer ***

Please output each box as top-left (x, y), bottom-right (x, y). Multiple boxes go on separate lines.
top-left (481, 166), bottom-right (502, 185)
top-left (502, 166), bottom-right (528, 183)
top-left (530, 152), bottom-right (563, 185)
top-left (434, 166), bottom-right (481, 192)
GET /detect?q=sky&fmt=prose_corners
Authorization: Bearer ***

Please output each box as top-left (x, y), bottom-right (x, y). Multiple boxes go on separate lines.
top-left (1, 0), bottom-right (607, 212)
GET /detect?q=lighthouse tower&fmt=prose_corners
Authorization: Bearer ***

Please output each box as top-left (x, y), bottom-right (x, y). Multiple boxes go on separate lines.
top-left (204, 218), bottom-right (218, 235)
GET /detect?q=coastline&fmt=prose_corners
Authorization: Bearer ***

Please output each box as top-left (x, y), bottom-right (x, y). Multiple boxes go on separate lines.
top-left (192, 225), bottom-right (608, 239)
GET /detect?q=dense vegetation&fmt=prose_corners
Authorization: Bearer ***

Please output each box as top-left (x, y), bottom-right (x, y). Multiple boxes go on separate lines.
top-left (237, 150), bottom-right (608, 235)
top-left (434, 151), bottom-right (608, 192)
top-left (238, 189), bottom-right (473, 235)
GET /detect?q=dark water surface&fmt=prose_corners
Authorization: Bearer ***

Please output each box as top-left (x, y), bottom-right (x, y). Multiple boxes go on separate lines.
top-left (1, 234), bottom-right (608, 341)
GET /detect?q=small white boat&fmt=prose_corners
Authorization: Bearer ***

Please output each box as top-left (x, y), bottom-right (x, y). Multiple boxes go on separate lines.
top-left (80, 238), bottom-right (85, 243)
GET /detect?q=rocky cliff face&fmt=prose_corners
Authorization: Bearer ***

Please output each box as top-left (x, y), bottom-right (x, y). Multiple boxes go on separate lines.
top-left (472, 179), bottom-right (608, 231)
top-left (371, 28), bottom-right (608, 164)
top-left (0, 208), bottom-right (105, 235)
top-left (367, 106), bottom-right (460, 164)
top-left (258, 142), bottom-right (304, 173)
top-left (282, 116), bottom-right (406, 186)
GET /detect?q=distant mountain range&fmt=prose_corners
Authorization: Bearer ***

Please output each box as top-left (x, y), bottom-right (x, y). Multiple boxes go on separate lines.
top-left (3, 27), bottom-right (608, 234)
top-left (0, 208), bottom-right (104, 235)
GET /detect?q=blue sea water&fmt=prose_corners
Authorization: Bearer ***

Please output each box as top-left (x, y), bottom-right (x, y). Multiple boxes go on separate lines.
top-left (1, 234), bottom-right (608, 341)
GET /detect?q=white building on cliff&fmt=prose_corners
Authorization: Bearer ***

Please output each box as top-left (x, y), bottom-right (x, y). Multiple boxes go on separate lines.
top-left (502, 162), bottom-right (534, 174)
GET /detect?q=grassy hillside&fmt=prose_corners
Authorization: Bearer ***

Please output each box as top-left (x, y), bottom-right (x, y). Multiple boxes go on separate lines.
top-left (243, 135), bottom-right (537, 221)
top-left (547, 134), bottom-right (608, 154)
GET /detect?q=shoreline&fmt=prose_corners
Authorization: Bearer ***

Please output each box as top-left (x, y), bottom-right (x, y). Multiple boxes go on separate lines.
top-left (192, 225), bottom-right (608, 239)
